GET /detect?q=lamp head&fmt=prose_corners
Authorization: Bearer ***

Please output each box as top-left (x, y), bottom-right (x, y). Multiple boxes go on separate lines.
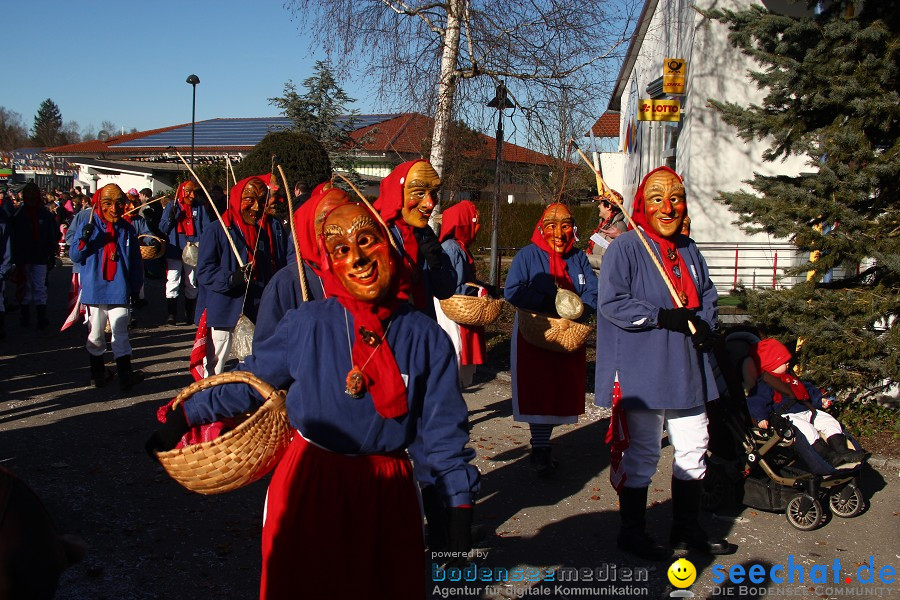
top-left (186, 74), bottom-right (200, 86)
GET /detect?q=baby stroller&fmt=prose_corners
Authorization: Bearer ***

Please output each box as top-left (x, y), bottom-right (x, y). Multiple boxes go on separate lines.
top-left (701, 326), bottom-right (868, 531)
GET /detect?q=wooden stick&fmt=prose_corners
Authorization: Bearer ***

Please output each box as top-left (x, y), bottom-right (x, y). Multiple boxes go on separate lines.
top-left (333, 172), bottom-right (402, 255)
top-left (174, 150), bottom-right (245, 269)
top-left (571, 143), bottom-right (696, 333)
top-left (276, 164), bottom-right (311, 302)
top-left (124, 194), bottom-right (168, 216)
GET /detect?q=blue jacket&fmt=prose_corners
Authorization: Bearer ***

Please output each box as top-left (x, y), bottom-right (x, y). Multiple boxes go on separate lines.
top-left (746, 378), bottom-right (824, 423)
top-left (253, 260), bottom-right (325, 346)
top-left (504, 243), bottom-right (598, 316)
top-left (158, 201), bottom-right (212, 260)
top-left (182, 299), bottom-right (480, 506)
top-left (268, 218), bottom-right (290, 268)
top-left (595, 230), bottom-right (719, 410)
top-left (0, 211), bottom-right (11, 281)
top-left (196, 220), bottom-right (283, 328)
top-left (65, 209), bottom-right (92, 274)
top-left (441, 239), bottom-right (486, 296)
top-left (10, 205), bottom-right (60, 265)
top-left (69, 214), bottom-right (143, 305)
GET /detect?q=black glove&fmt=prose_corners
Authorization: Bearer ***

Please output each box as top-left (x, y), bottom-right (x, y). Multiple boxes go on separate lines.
top-left (130, 294), bottom-right (147, 309)
top-left (656, 307), bottom-right (694, 334)
top-left (445, 506), bottom-right (473, 566)
top-left (228, 269), bottom-right (247, 291)
top-left (145, 404), bottom-right (190, 459)
top-left (413, 226), bottom-right (444, 270)
top-left (79, 223), bottom-right (95, 242)
top-left (689, 317), bottom-right (715, 351)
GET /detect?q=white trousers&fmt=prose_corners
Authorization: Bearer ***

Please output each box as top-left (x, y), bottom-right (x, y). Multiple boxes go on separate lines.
top-left (85, 305), bottom-right (131, 358)
top-left (165, 259), bottom-right (197, 300)
top-left (21, 264), bottom-right (48, 305)
top-left (786, 410), bottom-right (843, 444)
top-left (205, 326), bottom-right (233, 376)
top-left (622, 406), bottom-right (709, 488)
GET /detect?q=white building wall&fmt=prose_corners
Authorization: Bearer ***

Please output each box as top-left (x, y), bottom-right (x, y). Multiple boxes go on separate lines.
top-left (616, 0), bottom-right (813, 291)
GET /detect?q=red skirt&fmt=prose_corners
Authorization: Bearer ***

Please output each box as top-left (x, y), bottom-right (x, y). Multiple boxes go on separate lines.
top-left (459, 324), bottom-right (486, 366)
top-left (261, 436), bottom-right (424, 600)
top-left (513, 327), bottom-right (586, 418)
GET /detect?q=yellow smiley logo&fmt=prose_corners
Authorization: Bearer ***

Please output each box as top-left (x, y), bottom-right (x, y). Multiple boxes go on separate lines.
top-left (667, 558), bottom-right (697, 588)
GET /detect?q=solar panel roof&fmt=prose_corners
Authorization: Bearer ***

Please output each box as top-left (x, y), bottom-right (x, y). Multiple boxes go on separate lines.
top-left (113, 115), bottom-right (400, 149)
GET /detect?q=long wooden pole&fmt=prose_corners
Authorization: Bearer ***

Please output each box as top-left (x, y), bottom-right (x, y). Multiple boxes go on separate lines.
top-left (123, 194), bottom-right (168, 216)
top-left (570, 142), bottom-right (696, 333)
top-left (174, 150), bottom-right (244, 268)
top-left (276, 164), bottom-right (310, 302)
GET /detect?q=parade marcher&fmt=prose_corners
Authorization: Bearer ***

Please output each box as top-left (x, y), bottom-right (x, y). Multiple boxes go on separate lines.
top-left (373, 159), bottom-right (456, 319)
top-left (0, 207), bottom-right (11, 340)
top-left (586, 189), bottom-right (627, 276)
top-left (433, 200), bottom-right (489, 388)
top-left (148, 200), bottom-right (479, 600)
top-left (252, 182), bottom-right (343, 346)
top-left (595, 166), bottom-right (734, 560)
top-left (264, 186), bottom-right (290, 269)
top-left (9, 182), bottom-right (60, 329)
top-left (504, 203), bottom-right (597, 477)
top-left (69, 184), bottom-right (144, 390)
top-left (195, 175), bottom-right (286, 376)
top-left (159, 180), bottom-right (211, 325)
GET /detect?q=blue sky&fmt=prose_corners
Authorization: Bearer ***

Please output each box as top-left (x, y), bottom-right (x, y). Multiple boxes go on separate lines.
top-left (5, 0), bottom-right (372, 135)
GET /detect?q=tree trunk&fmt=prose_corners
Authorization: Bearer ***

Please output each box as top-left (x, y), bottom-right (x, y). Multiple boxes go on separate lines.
top-left (428, 0), bottom-right (463, 232)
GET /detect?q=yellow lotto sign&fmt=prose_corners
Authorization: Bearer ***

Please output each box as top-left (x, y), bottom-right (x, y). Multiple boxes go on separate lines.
top-left (638, 99), bottom-right (681, 121)
top-left (663, 57), bottom-right (686, 95)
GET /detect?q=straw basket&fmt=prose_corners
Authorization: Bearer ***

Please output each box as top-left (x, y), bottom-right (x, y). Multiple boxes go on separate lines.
top-left (439, 284), bottom-right (504, 326)
top-left (138, 234), bottom-right (166, 260)
top-left (155, 371), bottom-right (293, 495)
top-left (516, 309), bottom-right (591, 353)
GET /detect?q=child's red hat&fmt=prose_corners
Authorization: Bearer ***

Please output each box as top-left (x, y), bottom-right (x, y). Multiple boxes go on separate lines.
top-left (751, 338), bottom-right (792, 374)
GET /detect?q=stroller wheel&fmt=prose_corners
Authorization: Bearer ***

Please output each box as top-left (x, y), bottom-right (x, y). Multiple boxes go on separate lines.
top-left (786, 494), bottom-right (825, 531)
top-left (701, 463), bottom-right (731, 511)
top-left (829, 484), bottom-right (865, 518)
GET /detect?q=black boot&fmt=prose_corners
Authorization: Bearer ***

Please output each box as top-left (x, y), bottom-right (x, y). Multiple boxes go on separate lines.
top-left (670, 478), bottom-right (736, 555)
top-left (812, 438), bottom-right (844, 467)
top-left (115, 355), bottom-right (145, 391)
top-left (826, 434), bottom-right (869, 465)
top-left (36, 304), bottom-right (49, 329)
top-left (89, 353), bottom-right (112, 388)
top-left (184, 298), bottom-right (197, 325)
top-left (617, 486), bottom-right (671, 561)
top-left (20, 305), bottom-right (30, 326)
top-left (530, 447), bottom-right (558, 478)
top-left (166, 298), bottom-right (177, 326)
top-left (422, 485), bottom-right (448, 550)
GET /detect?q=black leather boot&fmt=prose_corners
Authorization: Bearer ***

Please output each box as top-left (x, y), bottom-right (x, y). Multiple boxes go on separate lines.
top-left (89, 353), bottom-right (112, 388)
top-left (670, 478), bottom-right (736, 555)
top-left (166, 298), bottom-right (177, 326)
top-left (184, 298), bottom-right (197, 325)
top-left (115, 355), bottom-right (145, 391)
top-left (826, 434), bottom-right (869, 465)
top-left (617, 486), bottom-right (671, 561)
top-left (20, 305), bottom-right (31, 326)
top-left (812, 438), bottom-right (844, 467)
top-left (36, 304), bottom-right (48, 329)
top-left (422, 485), bottom-right (448, 550)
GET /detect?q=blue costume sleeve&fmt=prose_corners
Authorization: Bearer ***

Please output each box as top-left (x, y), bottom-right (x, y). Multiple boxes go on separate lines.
top-left (422, 248), bottom-right (457, 300)
top-left (158, 201), bottom-right (178, 235)
top-left (252, 262), bottom-right (324, 345)
top-left (572, 250), bottom-right (598, 314)
top-left (196, 227), bottom-right (236, 294)
top-left (67, 214), bottom-right (104, 264)
top-left (598, 236), bottom-right (661, 330)
top-left (503, 246), bottom-right (556, 314)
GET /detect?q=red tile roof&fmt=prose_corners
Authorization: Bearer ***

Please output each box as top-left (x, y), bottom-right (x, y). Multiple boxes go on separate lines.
top-left (589, 111), bottom-right (620, 138)
top-left (44, 122), bottom-right (191, 154)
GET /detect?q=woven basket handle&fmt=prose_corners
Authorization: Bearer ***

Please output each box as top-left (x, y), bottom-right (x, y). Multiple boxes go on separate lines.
top-left (137, 233), bottom-right (164, 244)
top-left (171, 371), bottom-right (285, 411)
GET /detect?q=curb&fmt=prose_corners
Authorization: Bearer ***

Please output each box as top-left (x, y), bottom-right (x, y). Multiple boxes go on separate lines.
top-left (475, 368), bottom-right (899, 475)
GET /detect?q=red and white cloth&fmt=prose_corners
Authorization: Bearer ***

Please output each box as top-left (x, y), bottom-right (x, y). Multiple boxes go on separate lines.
top-left (60, 273), bottom-right (85, 331)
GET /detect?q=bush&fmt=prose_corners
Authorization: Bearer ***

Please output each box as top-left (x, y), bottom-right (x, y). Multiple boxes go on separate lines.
top-left (234, 131), bottom-right (331, 192)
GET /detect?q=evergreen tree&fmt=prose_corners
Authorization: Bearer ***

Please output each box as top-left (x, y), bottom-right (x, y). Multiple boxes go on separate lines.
top-left (269, 61), bottom-right (361, 181)
top-left (31, 98), bottom-right (65, 147)
top-left (234, 130), bottom-right (332, 196)
top-left (706, 2), bottom-right (899, 399)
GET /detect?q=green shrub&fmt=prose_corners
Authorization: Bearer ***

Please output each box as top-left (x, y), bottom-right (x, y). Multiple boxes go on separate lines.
top-left (833, 399), bottom-right (900, 439)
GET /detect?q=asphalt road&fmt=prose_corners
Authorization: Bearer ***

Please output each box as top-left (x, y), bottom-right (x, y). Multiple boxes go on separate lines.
top-left (1, 263), bottom-right (897, 600)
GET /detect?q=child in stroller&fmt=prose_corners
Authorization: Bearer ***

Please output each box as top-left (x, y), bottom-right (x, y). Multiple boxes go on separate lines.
top-left (702, 327), bottom-right (870, 530)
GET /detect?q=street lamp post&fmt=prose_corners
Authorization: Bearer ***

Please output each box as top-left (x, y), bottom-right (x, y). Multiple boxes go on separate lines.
top-left (186, 74), bottom-right (200, 168)
top-left (487, 81), bottom-right (515, 288)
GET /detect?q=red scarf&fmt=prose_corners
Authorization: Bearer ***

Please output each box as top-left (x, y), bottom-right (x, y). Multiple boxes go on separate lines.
top-left (373, 159), bottom-right (425, 308)
top-left (530, 203), bottom-right (576, 292)
top-left (298, 197), bottom-right (414, 420)
top-left (630, 166), bottom-right (699, 309)
top-left (174, 181), bottom-right (196, 237)
top-left (769, 372), bottom-right (811, 405)
top-left (89, 189), bottom-right (118, 282)
top-left (439, 200), bottom-right (478, 268)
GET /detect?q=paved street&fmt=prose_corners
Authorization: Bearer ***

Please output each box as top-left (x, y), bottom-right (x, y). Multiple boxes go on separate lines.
top-left (1, 263), bottom-right (897, 600)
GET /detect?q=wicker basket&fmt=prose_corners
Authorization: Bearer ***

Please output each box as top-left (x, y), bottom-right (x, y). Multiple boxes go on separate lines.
top-left (155, 371), bottom-right (293, 495)
top-left (516, 309), bottom-right (592, 353)
top-left (439, 284), bottom-right (504, 326)
top-left (138, 234), bottom-right (166, 260)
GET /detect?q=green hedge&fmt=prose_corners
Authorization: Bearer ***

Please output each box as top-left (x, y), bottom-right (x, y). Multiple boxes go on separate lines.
top-left (467, 201), bottom-right (598, 255)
